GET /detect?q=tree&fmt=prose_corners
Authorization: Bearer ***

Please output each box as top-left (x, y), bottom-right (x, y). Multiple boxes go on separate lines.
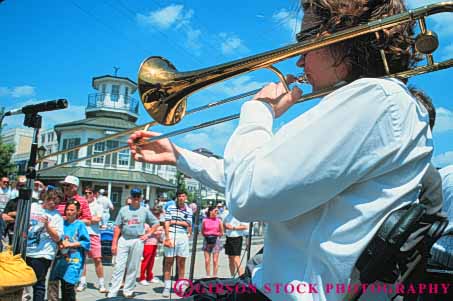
top-left (0, 140), bottom-right (15, 177)
top-left (175, 170), bottom-right (187, 193)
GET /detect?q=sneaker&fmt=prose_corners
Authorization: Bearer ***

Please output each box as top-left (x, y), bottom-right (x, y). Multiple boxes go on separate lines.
top-left (150, 277), bottom-right (161, 284)
top-left (162, 287), bottom-right (171, 298)
top-left (98, 284), bottom-right (108, 293)
top-left (139, 280), bottom-right (149, 286)
top-left (124, 291), bottom-right (135, 298)
top-left (76, 282), bottom-right (87, 292)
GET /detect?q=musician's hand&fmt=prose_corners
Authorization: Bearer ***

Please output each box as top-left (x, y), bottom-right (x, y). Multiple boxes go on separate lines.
top-left (253, 75), bottom-right (302, 118)
top-left (128, 130), bottom-right (179, 165)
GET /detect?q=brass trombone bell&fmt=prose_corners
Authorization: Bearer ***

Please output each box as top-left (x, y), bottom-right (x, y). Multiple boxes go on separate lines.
top-left (138, 57), bottom-right (188, 125)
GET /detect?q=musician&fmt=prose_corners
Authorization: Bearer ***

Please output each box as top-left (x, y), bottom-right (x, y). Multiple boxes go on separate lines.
top-left (128, 1), bottom-right (433, 300)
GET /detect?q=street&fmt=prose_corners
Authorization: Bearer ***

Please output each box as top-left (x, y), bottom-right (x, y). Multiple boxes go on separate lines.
top-left (78, 239), bottom-right (263, 300)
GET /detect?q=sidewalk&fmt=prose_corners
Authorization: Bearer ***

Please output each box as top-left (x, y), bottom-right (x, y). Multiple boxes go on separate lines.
top-left (78, 237), bottom-right (264, 300)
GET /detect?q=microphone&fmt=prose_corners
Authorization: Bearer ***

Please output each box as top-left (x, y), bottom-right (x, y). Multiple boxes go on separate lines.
top-left (5, 99), bottom-right (68, 116)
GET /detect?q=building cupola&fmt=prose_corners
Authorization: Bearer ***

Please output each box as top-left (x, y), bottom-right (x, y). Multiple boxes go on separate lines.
top-left (87, 69), bottom-right (139, 122)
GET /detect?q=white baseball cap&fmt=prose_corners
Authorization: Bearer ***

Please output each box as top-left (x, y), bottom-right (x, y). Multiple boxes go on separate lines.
top-left (99, 189), bottom-right (106, 194)
top-left (60, 175), bottom-right (80, 187)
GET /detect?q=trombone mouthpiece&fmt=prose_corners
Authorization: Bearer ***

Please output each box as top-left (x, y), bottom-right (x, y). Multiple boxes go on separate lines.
top-left (297, 73), bottom-right (308, 84)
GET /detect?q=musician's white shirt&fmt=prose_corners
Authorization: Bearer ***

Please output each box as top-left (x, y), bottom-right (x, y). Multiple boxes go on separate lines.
top-left (177, 77), bottom-right (432, 301)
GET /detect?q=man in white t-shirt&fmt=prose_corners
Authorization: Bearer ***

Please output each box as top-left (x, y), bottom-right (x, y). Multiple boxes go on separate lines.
top-left (222, 210), bottom-right (248, 276)
top-left (77, 186), bottom-right (107, 293)
top-left (97, 189), bottom-right (114, 227)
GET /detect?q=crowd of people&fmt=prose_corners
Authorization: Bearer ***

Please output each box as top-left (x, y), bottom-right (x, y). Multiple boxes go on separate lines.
top-left (0, 175), bottom-right (251, 299)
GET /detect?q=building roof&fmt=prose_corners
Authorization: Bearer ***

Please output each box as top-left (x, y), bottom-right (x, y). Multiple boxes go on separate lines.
top-left (54, 117), bottom-right (136, 131)
top-left (38, 166), bottom-right (176, 189)
top-left (92, 75), bottom-right (137, 88)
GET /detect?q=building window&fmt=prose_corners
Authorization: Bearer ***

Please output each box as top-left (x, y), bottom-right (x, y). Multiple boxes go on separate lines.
top-left (111, 85), bottom-right (120, 102)
top-left (101, 84), bottom-right (106, 93)
top-left (124, 87), bottom-right (129, 103)
top-left (93, 142), bottom-right (105, 164)
top-left (62, 138), bottom-right (80, 163)
top-left (41, 134), bottom-right (45, 144)
top-left (118, 149), bottom-right (130, 166)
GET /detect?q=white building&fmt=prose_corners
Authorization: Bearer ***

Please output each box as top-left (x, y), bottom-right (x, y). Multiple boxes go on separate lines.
top-left (1, 128), bottom-right (34, 175)
top-left (39, 128), bottom-right (58, 169)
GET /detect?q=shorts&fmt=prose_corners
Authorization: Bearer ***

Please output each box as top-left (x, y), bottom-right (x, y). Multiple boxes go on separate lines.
top-left (225, 236), bottom-right (243, 256)
top-left (164, 234), bottom-right (189, 258)
top-left (202, 236), bottom-right (223, 254)
top-left (87, 235), bottom-right (102, 259)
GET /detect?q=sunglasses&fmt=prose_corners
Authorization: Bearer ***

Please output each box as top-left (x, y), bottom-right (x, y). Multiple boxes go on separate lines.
top-left (131, 194), bottom-right (142, 198)
top-left (84, 191), bottom-right (93, 195)
top-left (2, 181), bottom-right (9, 184)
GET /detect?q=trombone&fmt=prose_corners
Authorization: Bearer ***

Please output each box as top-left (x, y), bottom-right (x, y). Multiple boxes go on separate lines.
top-left (38, 2), bottom-right (453, 170)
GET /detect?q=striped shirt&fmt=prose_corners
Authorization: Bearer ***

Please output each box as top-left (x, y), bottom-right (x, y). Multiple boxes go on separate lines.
top-left (165, 203), bottom-right (192, 235)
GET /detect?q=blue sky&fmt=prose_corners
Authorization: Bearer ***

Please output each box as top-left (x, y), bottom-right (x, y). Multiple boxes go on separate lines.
top-left (1, 0), bottom-right (452, 166)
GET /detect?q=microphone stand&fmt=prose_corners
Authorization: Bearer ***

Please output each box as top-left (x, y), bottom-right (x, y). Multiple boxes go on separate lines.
top-left (246, 222), bottom-right (254, 261)
top-left (12, 113), bottom-right (42, 258)
top-left (189, 197), bottom-right (202, 282)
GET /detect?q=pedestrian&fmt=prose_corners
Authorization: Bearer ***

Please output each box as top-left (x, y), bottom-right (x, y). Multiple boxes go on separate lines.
top-left (97, 188), bottom-right (114, 228)
top-left (107, 188), bottom-right (159, 298)
top-left (48, 175), bottom-right (92, 298)
top-left (57, 176), bottom-right (92, 225)
top-left (48, 200), bottom-right (90, 301)
top-left (222, 210), bottom-right (248, 276)
top-left (76, 187), bottom-right (107, 293)
top-left (201, 206), bottom-right (224, 278)
top-left (1, 176), bottom-right (36, 244)
top-left (24, 190), bottom-right (64, 301)
top-left (0, 176), bottom-right (13, 212)
top-left (139, 205), bottom-right (164, 285)
top-left (162, 191), bottom-right (192, 298)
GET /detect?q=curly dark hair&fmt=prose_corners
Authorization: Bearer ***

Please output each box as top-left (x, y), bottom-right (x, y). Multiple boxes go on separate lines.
top-left (301, 0), bottom-right (420, 81)
top-left (409, 87), bottom-right (436, 129)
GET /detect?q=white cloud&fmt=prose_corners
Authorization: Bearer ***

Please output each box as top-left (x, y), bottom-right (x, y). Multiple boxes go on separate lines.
top-left (185, 27), bottom-right (202, 52)
top-left (136, 4), bottom-right (192, 30)
top-left (272, 8), bottom-right (301, 35)
top-left (179, 122), bottom-right (235, 155)
top-left (433, 107), bottom-right (453, 133)
top-left (218, 33), bottom-right (248, 56)
top-left (137, 4), bottom-right (203, 52)
top-left (433, 151), bottom-right (453, 167)
top-left (208, 75), bottom-right (267, 96)
top-left (0, 85), bottom-right (36, 98)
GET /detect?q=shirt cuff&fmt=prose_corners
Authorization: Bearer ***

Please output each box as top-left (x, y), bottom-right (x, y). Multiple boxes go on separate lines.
top-left (238, 100), bottom-right (274, 130)
top-left (176, 148), bottom-right (199, 176)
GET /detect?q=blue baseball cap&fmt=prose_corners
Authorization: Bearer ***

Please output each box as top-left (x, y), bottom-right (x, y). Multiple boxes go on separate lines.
top-left (130, 188), bottom-right (142, 196)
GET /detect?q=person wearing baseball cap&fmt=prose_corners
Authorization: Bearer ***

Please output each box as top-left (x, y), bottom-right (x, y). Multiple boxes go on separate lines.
top-left (56, 176), bottom-right (92, 225)
top-left (108, 187), bottom-right (159, 298)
